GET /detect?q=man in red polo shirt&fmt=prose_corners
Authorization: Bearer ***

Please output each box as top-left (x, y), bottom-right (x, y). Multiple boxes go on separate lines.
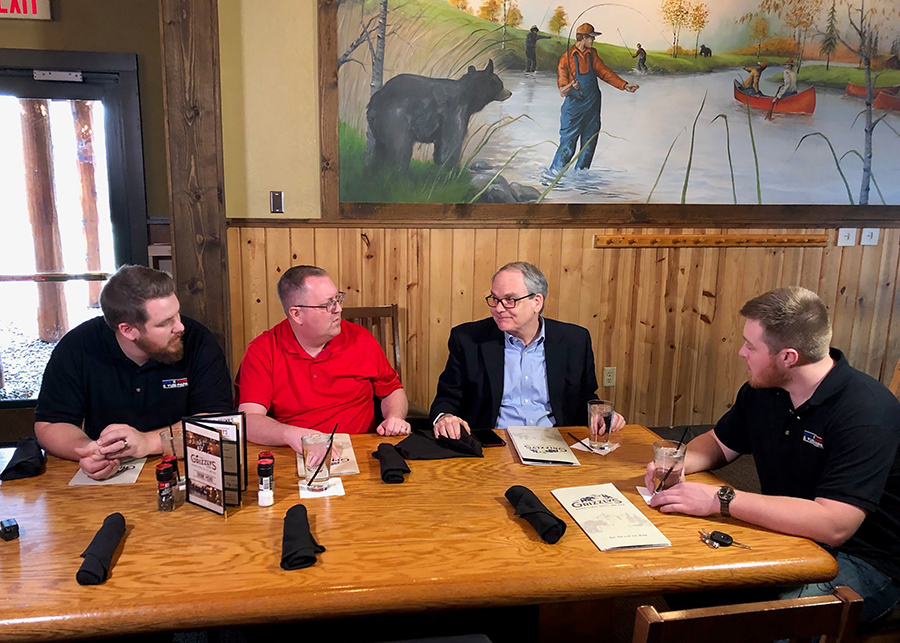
top-left (235, 265), bottom-right (410, 452)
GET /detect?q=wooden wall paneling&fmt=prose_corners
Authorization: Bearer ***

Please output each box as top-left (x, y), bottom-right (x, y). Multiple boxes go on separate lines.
top-left (576, 229), bottom-right (602, 393)
top-left (883, 231), bottom-right (900, 386)
top-left (630, 242), bottom-right (660, 425)
top-left (799, 233), bottom-right (825, 293)
top-left (495, 229), bottom-right (520, 271)
top-left (649, 240), bottom-right (675, 425)
top-left (831, 243), bottom-right (864, 356)
top-left (473, 229), bottom-right (498, 315)
top-left (710, 244), bottom-right (744, 420)
top-left (159, 0), bottom-right (230, 357)
top-left (848, 241), bottom-right (885, 372)
top-left (227, 227), bottom-right (245, 370)
top-left (406, 229), bottom-right (426, 408)
top-left (662, 238), bottom-right (689, 427)
top-left (314, 228), bottom-right (340, 278)
top-left (428, 230), bottom-right (452, 407)
top-left (517, 228), bottom-right (542, 267)
top-left (613, 238), bottom-right (638, 422)
top-left (265, 228), bottom-right (291, 327)
top-left (869, 230), bottom-right (900, 381)
top-left (360, 228), bottom-right (385, 307)
top-left (383, 229), bottom-right (408, 386)
top-left (817, 230), bottom-right (842, 319)
top-left (596, 228), bottom-right (617, 398)
top-left (450, 229), bottom-right (476, 328)
top-left (241, 228), bottom-right (269, 348)
top-left (556, 229), bottom-right (584, 324)
top-left (290, 228), bottom-right (316, 267)
top-left (538, 229), bottom-right (563, 321)
top-left (690, 231), bottom-right (720, 425)
top-left (339, 228), bottom-right (362, 306)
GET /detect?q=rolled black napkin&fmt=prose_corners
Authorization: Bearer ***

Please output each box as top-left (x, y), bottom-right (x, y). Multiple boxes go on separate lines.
top-left (397, 429), bottom-right (484, 460)
top-left (0, 436), bottom-right (46, 481)
top-left (76, 512), bottom-right (126, 585)
top-left (281, 504), bottom-right (326, 570)
top-left (504, 485), bottom-right (567, 544)
top-left (372, 443), bottom-right (411, 484)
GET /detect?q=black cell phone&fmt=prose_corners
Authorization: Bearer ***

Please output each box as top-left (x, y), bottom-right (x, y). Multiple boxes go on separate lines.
top-left (471, 429), bottom-right (507, 447)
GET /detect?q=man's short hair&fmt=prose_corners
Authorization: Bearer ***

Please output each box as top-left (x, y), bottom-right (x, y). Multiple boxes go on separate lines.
top-left (493, 262), bottom-right (549, 311)
top-left (740, 286), bottom-right (832, 363)
top-left (100, 265), bottom-right (176, 330)
top-left (277, 265), bottom-right (328, 312)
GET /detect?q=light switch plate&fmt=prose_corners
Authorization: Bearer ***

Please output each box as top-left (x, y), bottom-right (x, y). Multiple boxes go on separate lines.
top-left (861, 228), bottom-right (880, 246)
top-left (270, 191), bottom-right (285, 214)
top-left (837, 228), bottom-right (856, 246)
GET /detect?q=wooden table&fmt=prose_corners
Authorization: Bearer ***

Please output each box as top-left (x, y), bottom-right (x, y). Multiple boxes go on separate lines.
top-left (0, 426), bottom-right (837, 641)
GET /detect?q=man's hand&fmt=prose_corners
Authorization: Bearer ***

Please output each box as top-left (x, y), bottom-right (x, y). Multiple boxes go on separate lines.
top-left (433, 414), bottom-right (471, 440)
top-left (96, 424), bottom-right (151, 459)
top-left (649, 481), bottom-right (720, 516)
top-left (624, 83), bottom-right (639, 93)
top-left (377, 417), bottom-right (411, 437)
top-left (589, 410), bottom-right (627, 438)
top-left (560, 80), bottom-right (580, 97)
top-left (73, 441), bottom-right (121, 480)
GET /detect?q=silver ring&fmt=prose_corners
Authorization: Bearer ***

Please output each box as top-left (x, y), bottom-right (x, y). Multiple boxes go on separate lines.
top-left (122, 439), bottom-right (129, 450)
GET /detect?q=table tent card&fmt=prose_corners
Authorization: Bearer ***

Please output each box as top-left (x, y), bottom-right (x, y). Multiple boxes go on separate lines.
top-left (552, 483), bottom-right (671, 551)
top-left (506, 426), bottom-right (580, 466)
top-left (184, 413), bottom-right (247, 507)
top-left (296, 434), bottom-right (360, 477)
top-left (183, 421), bottom-right (226, 515)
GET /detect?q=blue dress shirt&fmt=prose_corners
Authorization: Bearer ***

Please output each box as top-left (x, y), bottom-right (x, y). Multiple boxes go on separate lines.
top-left (496, 319), bottom-right (555, 428)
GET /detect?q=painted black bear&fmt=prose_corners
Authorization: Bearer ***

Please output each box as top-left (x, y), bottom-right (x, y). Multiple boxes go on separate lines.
top-left (700, 44), bottom-right (712, 57)
top-left (366, 60), bottom-right (512, 170)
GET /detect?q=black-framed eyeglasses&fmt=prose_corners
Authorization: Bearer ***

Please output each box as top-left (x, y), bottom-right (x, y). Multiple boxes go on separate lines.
top-left (291, 291), bottom-right (346, 314)
top-left (485, 293), bottom-right (537, 309)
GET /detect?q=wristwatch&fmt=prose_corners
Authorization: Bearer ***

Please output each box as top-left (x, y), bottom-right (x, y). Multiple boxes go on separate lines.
top-left (718, 485), bottom-right (735, 517)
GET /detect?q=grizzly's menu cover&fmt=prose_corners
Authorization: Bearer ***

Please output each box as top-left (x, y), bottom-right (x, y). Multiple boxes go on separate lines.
top-left (183, 421), bottom-right (225, 515)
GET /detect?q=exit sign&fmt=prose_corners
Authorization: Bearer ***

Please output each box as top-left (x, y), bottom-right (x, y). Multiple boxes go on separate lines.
top-left (0, 0), bottom-right (50, 20)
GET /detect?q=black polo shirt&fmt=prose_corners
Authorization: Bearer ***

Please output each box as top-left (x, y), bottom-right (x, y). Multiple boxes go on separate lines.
top-left (715, 348), bottom-right (900, 582)
top-left (35, 316), bottom-right (234, 439)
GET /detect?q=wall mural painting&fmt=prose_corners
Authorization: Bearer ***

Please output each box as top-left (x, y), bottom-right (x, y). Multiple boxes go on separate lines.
top-left (331, 0), bottom-right (900, 216)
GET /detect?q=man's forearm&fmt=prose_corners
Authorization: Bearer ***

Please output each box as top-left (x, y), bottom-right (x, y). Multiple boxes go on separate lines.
top-left (728, 492), bottom-right (864, 547)
top-left (684, 431), bottom-right (731, 474)
top-left (245, 412), bottom-right (315, 446)
top-left (381, 388), bottom-right (409, 420)
top-left (34, 421), bottom-right (92, 461)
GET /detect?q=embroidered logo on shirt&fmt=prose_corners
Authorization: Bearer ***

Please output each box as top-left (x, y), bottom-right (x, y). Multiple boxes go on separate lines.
top-left (802, 430), bottom-right (824, 449)
top-left (162, 378), bottom-right (189, 390)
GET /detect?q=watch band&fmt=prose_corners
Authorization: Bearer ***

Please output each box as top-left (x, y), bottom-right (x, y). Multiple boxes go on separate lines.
top-left (718, 485), bottom-right (735, 518)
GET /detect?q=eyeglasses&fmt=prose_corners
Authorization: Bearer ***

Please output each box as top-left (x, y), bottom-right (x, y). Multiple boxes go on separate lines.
top-left (485, 293), bottom-right (537, 309)
top-left (291, 291), bottom-right (346, 314)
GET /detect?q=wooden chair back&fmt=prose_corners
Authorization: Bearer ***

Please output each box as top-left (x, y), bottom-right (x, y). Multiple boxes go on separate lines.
top-left (341, 304), bottom-right (403, 382)
top-left (632, 586), bottom-right (862, 643)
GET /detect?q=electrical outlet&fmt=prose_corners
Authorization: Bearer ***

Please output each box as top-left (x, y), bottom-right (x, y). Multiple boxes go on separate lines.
top-left (603, 367), bottom-right (616, 387)
top-left (861, 228), bottom-right (880, 246)
top-left (837, 228), bottom-right (856, 246)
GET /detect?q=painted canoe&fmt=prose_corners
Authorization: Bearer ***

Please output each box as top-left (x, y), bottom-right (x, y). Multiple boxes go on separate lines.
top-left (846, 82), bottom-right (900, 97)
top-left (733, 81), bottom-right (816, 114)
top-left (873, 91), bottom-right (900, 110)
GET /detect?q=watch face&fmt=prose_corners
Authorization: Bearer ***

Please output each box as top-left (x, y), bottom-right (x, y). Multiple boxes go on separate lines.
top-left (719, 486), bottom-right (735, 501)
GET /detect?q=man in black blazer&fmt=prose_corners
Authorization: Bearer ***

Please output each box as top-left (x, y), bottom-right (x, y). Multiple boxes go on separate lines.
top-left (430, 261), bottom-right (625, 438)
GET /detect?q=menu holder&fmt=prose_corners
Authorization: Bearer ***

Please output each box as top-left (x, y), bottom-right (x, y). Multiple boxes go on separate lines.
top-left (551, 483), bottom-right (671, 551)
top-left (506, 426), bottom-right (580, 466)
top-left (192, 412), bottom-right (248, 493)
top-left (183, 421), bottom-right (226, 515)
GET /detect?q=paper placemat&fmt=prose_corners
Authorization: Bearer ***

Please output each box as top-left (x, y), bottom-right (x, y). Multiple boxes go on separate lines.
top-left (298, 476), bottom-right (345, 498)
top-left (69, 458), bottom-right (147, 486)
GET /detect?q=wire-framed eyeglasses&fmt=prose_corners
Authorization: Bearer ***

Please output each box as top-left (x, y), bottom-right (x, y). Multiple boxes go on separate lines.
top-left (485, 293), bottom-right (537, 309)
top-left (291, 291), bottom-right (346, 314)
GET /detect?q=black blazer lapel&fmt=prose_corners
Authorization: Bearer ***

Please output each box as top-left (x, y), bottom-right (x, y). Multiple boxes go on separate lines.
top-left (544, 320), bottom-right (567, 424)
top-left (479, 329), bottom-right (505, 427)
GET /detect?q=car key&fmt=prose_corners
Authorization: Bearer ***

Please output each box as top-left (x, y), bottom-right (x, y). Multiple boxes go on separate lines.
top-left (709, 530), bottom-right (752, 549)
top-left (698, 529), bottom-right (719, 549)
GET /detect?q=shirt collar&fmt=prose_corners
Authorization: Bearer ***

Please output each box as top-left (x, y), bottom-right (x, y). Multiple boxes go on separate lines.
top-left (276, 317), bottom-right (348, 359)
top-left (504, 317), bottom-right (545, 349)
top-left (803, 347), bottom-right (850, 408)
top-left (102, 320), bottom-right (160, 369)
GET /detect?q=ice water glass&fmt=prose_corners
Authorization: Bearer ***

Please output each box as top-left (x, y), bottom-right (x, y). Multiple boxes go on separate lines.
top-left (587, 399), bottom-right (615, 451)
top-left (653, 440), bottom-right (686, 491)
top-left (301, 433), bottom-right (332, 492)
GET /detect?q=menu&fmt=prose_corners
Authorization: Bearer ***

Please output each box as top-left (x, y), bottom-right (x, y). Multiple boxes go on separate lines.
top-left (506, 426), bottom-right (580, 466)
top-left (552, 483), bottom-right (671, 551)
top-left (183, 421), bottom-right (225, 515)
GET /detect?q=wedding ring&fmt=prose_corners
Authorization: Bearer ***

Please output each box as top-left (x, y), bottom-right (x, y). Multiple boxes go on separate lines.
top-left (122, 439), bottom-right (129, 450)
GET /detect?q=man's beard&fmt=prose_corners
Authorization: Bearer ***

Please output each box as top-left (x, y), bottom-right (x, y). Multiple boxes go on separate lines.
top-left (136, 334), bottom-right (184, 364)
top-left (749, 359), bottom-right (790, 389)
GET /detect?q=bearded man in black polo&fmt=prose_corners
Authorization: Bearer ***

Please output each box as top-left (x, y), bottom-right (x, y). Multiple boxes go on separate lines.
top-left (648, 286), bottom-right (900, 625)
top-left (35, 265), bottom-right (233, 480)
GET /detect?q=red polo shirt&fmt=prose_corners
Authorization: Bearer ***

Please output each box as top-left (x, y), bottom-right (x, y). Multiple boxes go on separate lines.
top-left (236, 319), bottom-right (402, 433)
